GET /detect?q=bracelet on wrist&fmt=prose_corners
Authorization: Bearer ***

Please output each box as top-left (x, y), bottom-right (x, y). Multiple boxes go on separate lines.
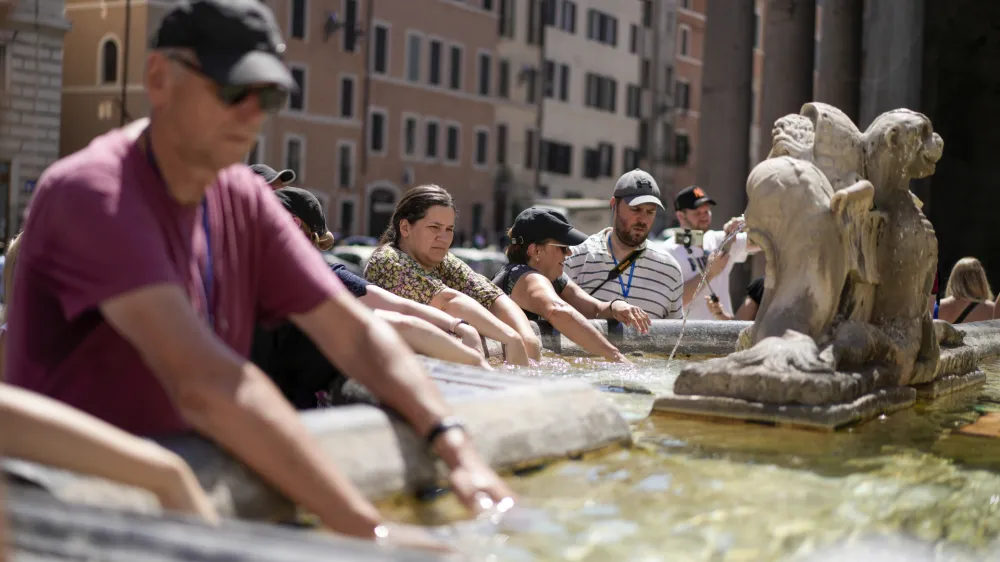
top-left (450, 319), bottom-right (470, 335)
top-left (424, 416), bottom-right (467, 450)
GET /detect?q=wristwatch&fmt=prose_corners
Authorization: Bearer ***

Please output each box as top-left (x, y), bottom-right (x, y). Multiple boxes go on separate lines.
top-left (424, 416), bottom-right (467, 449)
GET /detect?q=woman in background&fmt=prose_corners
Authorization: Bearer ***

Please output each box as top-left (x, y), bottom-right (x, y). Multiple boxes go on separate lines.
top-left (365, 185), bottom-right (538, 366)
top-left (494, 208), bottom-right (649, 363)
top-left (940, 257), bottom-right (994, 323)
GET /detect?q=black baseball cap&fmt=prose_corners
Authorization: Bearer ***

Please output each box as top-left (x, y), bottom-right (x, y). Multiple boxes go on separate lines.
top-left (251, 164), bottom-right (296, 185)
top-left (274, 187), bottom-right (327, 235)
top-left (613, 169), bottom-right (665, 209)
top-left (152, 0), bottom-right (296, 91)
top-left (675, 185), bottom-right (717, 211)
top-left (510, 208), bottom-right (588, 247)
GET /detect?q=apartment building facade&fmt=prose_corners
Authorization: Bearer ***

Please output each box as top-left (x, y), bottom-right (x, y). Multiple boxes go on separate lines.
top-left (0, 0), bottom-right (68, 242)
top-left (61, 0), bottom-right (500, 241)
top-left (636, 0), bottom-right (678, 209)
top-left (669, 0), bottom-right (703, 194)
top-left (532, 0), bottom-right (644, 201)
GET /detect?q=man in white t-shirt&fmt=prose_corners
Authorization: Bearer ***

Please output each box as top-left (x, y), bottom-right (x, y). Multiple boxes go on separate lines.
top-left (663, 185), bottom-right (760, 320)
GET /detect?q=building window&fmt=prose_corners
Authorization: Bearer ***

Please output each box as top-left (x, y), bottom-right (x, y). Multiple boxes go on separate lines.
top-left (527, 0), bottom-right (540, 45)
top-left (369, 109), bottom-right (387, 155)
top-left (496, 123), bottom-right (508, 165)
top-left (289, 66), bottom-right (306, 110)
top-left (641, 59), bottom-right (650, 88)
top-left (285, 137), bottom-right (303, 180)
top-left (560, 1), bottom-right (576, 33)
top-left (638, 120), bottom-right (648, 158)
top-left (477, 52), bottom-right (492, 96)
top-left (474, 128), bottom-right (489, 167)
top-left (526, 68), bottom-right (537, 104)
top-left (337, 143), bottom-right (354, 188)
top-left (679, 24), bottom-right (690, 57)
top-left (290, 0), bottom-right (306, 40)
top-left (343, 0), bottom-right (359, 52)
top-left (598, 142), bottom-right (613, 176)
top-left (541, 0), bottom-right (557, 26)
top-left (623, 147), bottom-right (639, 171)
top-left (525, 129), bottom-right (536, 169)
top-left (339, 200), bottom-right (355, 234)
top-left (372, 23), bottom-right (389, 74)
top-left (676, 80), bottom-right (690, 111)
top-left (680, 0), bottom-right (690, 9)
top-left (499, 0), bottom-right (516, 38)
top-left (582, 147), bottom-right (599, 178)
top-left (541, 140), bottom-right (572, 176)
top-left (558, 64), bottom-right (569, 101)
top-left (425, 120), bottom-right (440, 159)
top-left (642, 0), bottom-right (652, 27)
top-left (445, 124), bottom-right (460, 163)
top-left (629, 24), bottom-right (638, 54)
top-left (482, 0), bottom-right (493, 10)
top-left (754, 11), bottom-right (761, 49)
top-left (584, 73), bottom-right (617, 113)
top-left (498, 59), bottom-right (510, 98)
top-left (543, 60), bottom-right (555, 98)
top-left (340, 76), bottom-right (355, 117)
top-left (402, 115), bottom-right (418, 158)
top-left (586, 9), bottom-right (617, 47)
top-left (626, 84), bottom-right (641, 118)
top-left (449, 45), bottom-right (463, 90)
top-left (675, 133), bottom-right (690, 165)
top-left (428, 40), bottom-right (442, 86)
top-left (406, 33), bottom-right (422, 82)
top-left (99, 38), bottom-right (119, 84)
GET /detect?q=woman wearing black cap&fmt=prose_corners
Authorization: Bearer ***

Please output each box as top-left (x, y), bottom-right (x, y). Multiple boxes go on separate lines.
top-left (254, 188), bottom-right (492, 409)
top-left (495, 208), bottom-right (651, 363)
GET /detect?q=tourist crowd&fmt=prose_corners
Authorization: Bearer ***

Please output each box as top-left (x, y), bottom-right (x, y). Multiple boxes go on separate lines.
top-left (1, 0), bottom-right (993, 557)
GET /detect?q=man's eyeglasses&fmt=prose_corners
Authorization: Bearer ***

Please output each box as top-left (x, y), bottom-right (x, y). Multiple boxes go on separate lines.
top-left (168, 55), bottom-right (289, 114)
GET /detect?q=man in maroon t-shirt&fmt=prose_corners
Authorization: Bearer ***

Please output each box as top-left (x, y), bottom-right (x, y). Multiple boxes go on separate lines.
top-left (5, 0), bottom-right (510, 545)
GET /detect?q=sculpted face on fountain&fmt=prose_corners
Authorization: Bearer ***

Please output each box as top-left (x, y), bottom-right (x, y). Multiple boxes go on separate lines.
top-left (863, 109), bottom-right (944, 184)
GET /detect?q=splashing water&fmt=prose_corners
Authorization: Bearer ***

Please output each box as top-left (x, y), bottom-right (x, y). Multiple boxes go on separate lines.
top-left (666, 220), bottom-right (748, 364)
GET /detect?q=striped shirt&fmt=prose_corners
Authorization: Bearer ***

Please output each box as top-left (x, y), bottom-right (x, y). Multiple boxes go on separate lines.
top-left (563, 227), bottom-right (683, 319)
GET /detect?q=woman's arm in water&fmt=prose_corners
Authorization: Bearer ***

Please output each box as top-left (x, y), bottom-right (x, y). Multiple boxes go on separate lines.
top-left (361, 286), bottom-right (484, 355)
top-left (489, 294), bottom-right (542, 362)
top-left (512, 273), bottom-right (629, 363)
top-left (373, 309), bottom-right (492, 370)
top-left (560, 280), bottom-right (651, 333)
top-left (0, 383), bottom-right (218, 523)
top-left (430, 288), bottom-right (530, 366)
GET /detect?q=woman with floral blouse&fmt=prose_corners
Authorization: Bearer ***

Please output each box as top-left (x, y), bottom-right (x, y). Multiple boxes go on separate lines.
top-left (365, 185), bottom-right (539, 366)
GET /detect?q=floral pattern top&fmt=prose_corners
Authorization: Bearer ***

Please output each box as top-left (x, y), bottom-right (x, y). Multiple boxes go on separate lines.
top-left (364, 244), bottom-right (504, 310)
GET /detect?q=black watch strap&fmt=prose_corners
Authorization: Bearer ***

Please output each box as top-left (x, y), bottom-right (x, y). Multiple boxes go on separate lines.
top-left (424, 416), bottom-right (467, 448)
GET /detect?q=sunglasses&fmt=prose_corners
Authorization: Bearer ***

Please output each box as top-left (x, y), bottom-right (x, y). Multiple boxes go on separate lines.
top-left (168, 56), bottom-right (289, 114)
top-left (543, 243), bottom-right (572, 255)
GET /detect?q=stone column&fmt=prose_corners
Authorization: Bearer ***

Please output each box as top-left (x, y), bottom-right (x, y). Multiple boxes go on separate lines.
top-left (858, 0), bottom-right (924, 129)
top-left (695, 0), bottom-right (755, 308)
top-left (757, 0), bottom-right (816, 163)
top-left (696, 0), bottom-right (755, 228)
top-left (816, 0), bottom-right (862, 123)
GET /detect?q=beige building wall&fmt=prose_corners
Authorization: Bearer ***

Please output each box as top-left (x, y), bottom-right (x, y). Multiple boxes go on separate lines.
top-left (539, 0), bottom-right (643, 200)
top-left (0, 0), bottom-right (68, 241)
top-left (495, 0), bottom-right (541, 233)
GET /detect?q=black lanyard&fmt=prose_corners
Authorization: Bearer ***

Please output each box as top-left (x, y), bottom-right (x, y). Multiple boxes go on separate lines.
top-left (143, 131), bottom-right (215, 329)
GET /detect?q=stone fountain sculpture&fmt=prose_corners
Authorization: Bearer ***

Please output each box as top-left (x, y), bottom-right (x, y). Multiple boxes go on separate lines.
top-left (656, 103), bottom-right (981, 428)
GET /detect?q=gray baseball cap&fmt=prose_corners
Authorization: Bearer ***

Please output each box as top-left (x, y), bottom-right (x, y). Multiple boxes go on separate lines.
top-left (613, 169), bottom-right (664, 209)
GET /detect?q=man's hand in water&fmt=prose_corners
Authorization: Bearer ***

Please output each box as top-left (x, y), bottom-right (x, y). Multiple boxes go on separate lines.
top-left (610, 300), bottom-right (652, 334)
top-left (432, 427), bottom-right (515, 515)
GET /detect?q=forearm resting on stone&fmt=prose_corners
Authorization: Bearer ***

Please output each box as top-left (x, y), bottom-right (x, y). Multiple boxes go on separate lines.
top-left (375, 310), bottom-right (490, 369)
top-left (431, 290), bottom-right (528, 364)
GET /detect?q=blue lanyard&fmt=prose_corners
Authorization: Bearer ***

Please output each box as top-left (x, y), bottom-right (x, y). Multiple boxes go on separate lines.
top-left (143, 131), bottom-right (215, 329)
top-left (607, 234), bottom-right (636, 299)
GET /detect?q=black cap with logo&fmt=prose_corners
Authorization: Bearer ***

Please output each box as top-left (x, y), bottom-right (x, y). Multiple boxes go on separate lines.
top-left (674, 185), bottom-right (717, 211)
top-left (613, 169), bottom-right (665, 209)
top-left (152, 0), bottom-right (296, 91)
top-left (510, 208), bottom-right (589, 247)
top-left (274, 187), bottom-right (328, 236)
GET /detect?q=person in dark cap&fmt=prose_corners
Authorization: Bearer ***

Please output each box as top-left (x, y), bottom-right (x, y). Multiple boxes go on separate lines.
top-left (562, 169), bottom-right (685, 319)
top-left (664, 184), bottom-right (760, 321)
top-left (250, 163), bottom-right (296, 190)
top-left (252, 188), bottom-right (491, 408)
top-left (4, 0), bottom-right (508, 549)
top-left (495, 208), bottom-right (650, 363)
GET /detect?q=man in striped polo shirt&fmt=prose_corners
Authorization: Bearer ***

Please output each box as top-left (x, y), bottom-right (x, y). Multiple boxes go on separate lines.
top-left (563, 169), bottom-right (683, 319)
